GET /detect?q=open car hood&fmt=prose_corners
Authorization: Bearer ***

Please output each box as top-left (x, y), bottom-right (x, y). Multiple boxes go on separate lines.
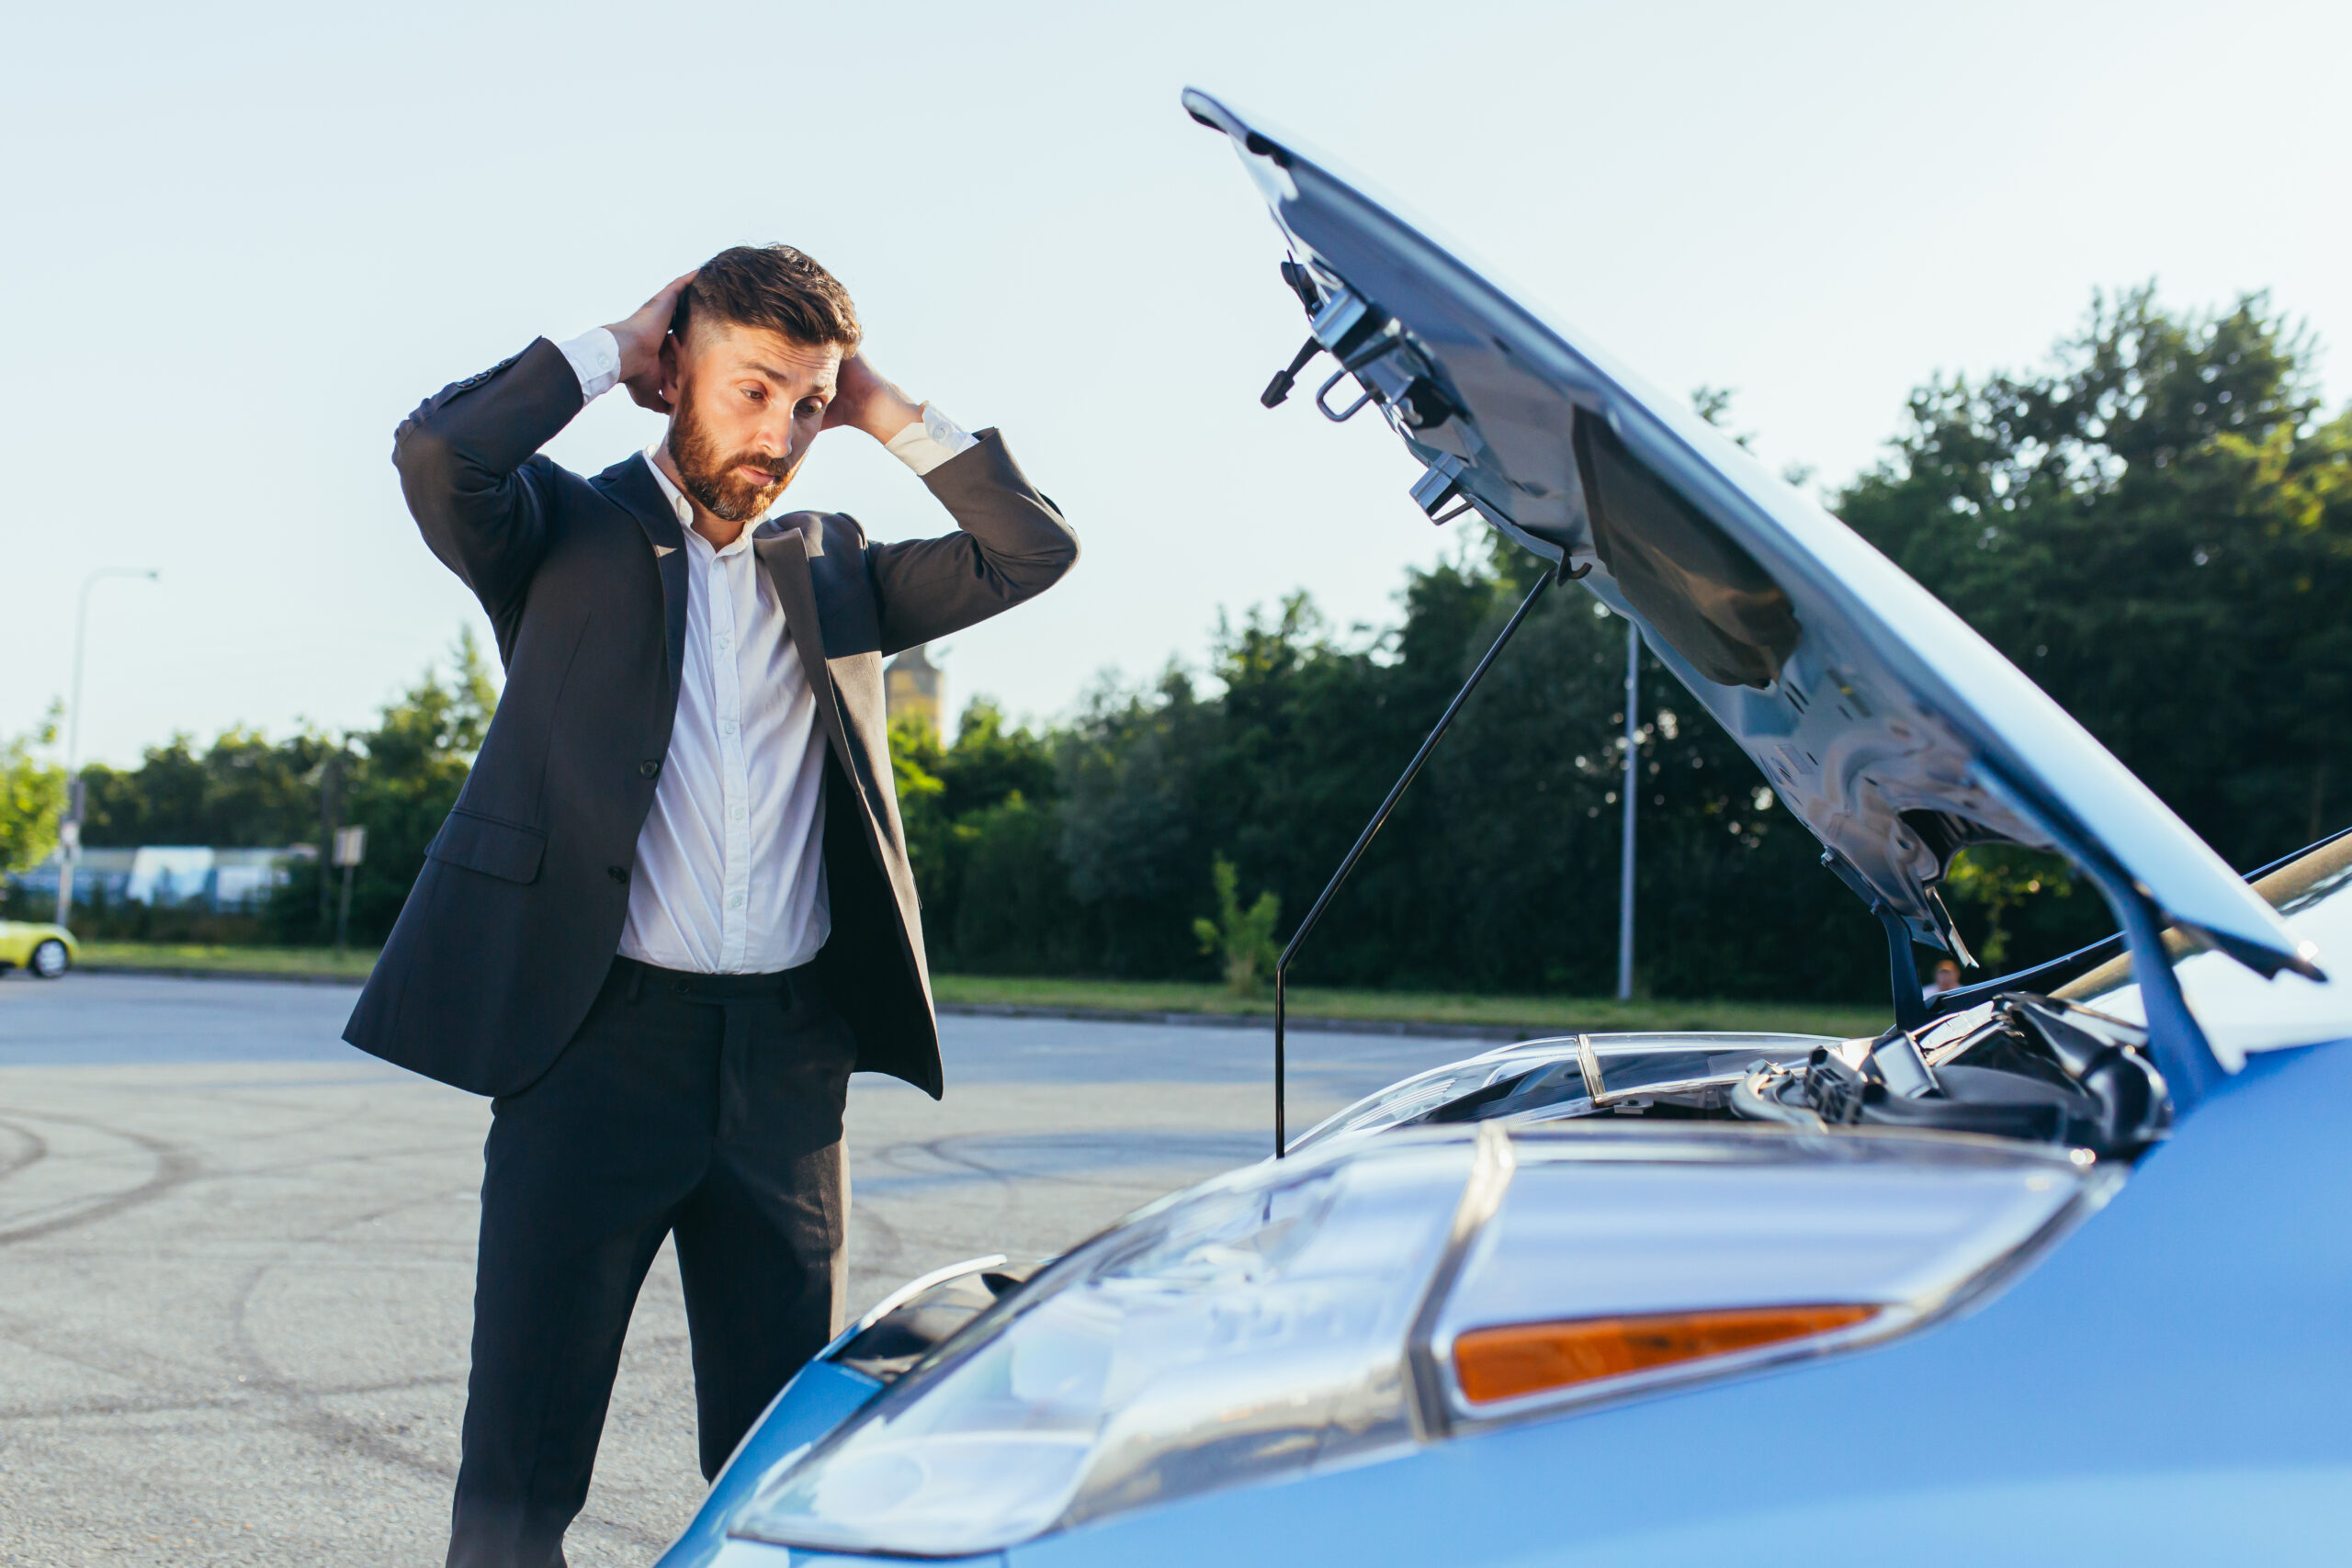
top-left (1186, 88), bottom-right (2315, 986)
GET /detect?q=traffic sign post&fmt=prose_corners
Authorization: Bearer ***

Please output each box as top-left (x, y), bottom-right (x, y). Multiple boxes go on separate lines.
top-left (332, 826), bottom-right (368, 955)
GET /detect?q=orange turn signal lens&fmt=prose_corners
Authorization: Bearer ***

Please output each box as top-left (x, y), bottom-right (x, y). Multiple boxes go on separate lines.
top-left (1452, 1303), bottom-right (1878, 1404)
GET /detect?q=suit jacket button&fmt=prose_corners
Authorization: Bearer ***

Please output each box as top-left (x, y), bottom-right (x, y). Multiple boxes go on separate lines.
top-left (607, 865), bottom-right (629, 884)
top-left (639, 760), bottom-right (662, 780)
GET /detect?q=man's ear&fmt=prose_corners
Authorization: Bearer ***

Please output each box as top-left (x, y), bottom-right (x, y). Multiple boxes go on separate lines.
top-left (658, 334), bottom-right (682, 405)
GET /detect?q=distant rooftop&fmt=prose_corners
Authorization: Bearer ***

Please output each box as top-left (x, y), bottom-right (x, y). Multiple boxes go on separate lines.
top-left (885, 643), bottom-right (944, 732)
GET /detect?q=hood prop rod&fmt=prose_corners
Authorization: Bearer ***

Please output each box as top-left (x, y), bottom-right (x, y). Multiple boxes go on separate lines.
top-left (1272, 568), bottom-right (1559, 1156)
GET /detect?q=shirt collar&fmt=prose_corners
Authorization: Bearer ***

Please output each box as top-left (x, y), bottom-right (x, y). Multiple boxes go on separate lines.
top-left (640, 438), bottom-right (775, 558)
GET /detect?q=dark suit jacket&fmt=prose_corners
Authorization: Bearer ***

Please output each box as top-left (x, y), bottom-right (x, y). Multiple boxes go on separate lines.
top-left (343, 337), bottom-right (1078, 1098)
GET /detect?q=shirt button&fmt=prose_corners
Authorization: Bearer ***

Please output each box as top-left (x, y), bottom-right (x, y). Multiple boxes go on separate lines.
top-left (606, 865), bottom-right (628, 884)
top-left (720, 720), bottom-right (738, 736)
top-left (730, 804), bottom-right (747, 821)
top-left (639, 760), bottom-right (662, 780)
top-left (717, 635), bottom-right (732, 651)
top-left (728, 892), bottom-right (745, 909)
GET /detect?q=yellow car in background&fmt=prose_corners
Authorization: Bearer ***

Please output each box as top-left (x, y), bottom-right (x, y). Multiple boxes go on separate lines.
top-left (0, 921), bottom-right (76, 979)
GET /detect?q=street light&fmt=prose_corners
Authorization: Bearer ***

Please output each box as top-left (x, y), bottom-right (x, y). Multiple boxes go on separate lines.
top-left (55, 568), bottom-right (161, 928)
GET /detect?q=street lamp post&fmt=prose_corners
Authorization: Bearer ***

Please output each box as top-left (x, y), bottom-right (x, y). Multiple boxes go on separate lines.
top-left (1616, 620), bottom-right (1640, 1002)
top-left (55, 569), bottom-right (160, 928)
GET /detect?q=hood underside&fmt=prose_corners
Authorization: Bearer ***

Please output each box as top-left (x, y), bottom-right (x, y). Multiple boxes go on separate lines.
top-left (1185, 87), bottom-right (2312, 984)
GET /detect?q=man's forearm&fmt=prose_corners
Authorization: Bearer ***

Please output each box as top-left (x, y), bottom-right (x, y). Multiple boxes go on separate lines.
top-left (392, 338), bottom-right (585, 616)
top-left (395, 338), bottom-right (587, 489)
top-left (872, 430), bottom-right (1078, 654)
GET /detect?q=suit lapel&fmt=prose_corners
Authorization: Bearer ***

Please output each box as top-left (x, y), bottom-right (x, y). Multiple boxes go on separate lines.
top-left (754, 525), bottom-right (857, 772)
top-left (594, 455), bottom-right (690, 711)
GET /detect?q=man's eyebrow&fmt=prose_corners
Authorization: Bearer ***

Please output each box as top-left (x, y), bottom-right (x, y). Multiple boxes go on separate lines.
top-left (742, 359), bottom-right (835, 394)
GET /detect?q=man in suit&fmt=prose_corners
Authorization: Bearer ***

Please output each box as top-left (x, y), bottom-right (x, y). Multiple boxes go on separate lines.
top-left (345, 244), bottom-right (1078, 1566)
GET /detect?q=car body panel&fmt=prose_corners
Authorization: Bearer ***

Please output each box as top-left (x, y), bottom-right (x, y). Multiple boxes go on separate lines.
top-left (0, 921), bottom-right (76, 975)
top-left (655, 1360), bottom-right (884, 1568)
top-left (673, 1035), bottom-right (2348, 1568)
top-left (1179, 88), bottom-right (2312, 998)
top-left (1001, 1037), bottom-right (2351, 1566)
top-left (706, 1544), bottom-right (998, 1568)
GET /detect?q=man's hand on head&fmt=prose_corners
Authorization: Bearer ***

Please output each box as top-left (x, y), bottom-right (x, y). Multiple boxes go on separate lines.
top-left (606, 271), bottom-right (698, 414)
top-left (822, 354), bottom-right (926, 444)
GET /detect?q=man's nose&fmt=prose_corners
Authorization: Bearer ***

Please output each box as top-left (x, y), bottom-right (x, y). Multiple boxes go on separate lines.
top-left (754, 408), bottom-right (797, 457)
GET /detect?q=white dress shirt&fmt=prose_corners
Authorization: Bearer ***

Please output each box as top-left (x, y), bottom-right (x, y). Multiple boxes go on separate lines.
top-left (555, 326), bottom-right (977, 974)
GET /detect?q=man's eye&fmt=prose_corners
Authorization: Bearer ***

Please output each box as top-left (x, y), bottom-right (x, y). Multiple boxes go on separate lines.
top-left (743, 388), bottom-right (764, 403)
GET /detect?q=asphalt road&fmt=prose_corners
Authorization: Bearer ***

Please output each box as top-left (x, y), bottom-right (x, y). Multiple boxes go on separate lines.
top-left (0, 973), bottom-right (1486, 1567)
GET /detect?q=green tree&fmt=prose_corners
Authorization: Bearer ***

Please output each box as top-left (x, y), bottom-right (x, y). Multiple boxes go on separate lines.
top-left (1942, 846), bottom-right (2077, 968)
top-left (890, 699), bottom-right (1066, 965)
top-left (1840, 285), bottom-right (2352, 962)
top-left (265, 630), bottom-right (498, 944)
top-left (338, 630), bottom-right (496, 942)
top-left (1193, 853), bottom-right (1282, 995)
top-left (81, 728), bottom-right (334, 848)
top-left (1414, 571), bottom-right (1881, 1000)
top-left (0, 705), bottom-right (67, 875)
top-left (951, 791), bottom-right (1083, 974)
top-left (888, 711), bottom-right (954, 923)
top-left (1056, 665), bottom-right (1213, 975)
top-left (933, 700), bottom-right (1057, 820)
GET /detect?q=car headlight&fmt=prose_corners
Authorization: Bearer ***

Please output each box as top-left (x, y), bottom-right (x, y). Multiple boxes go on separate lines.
top-left (730, 1122), bottom-right (2113, 1557)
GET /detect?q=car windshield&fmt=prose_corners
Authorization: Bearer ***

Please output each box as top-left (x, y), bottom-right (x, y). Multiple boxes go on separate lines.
top-left (2053, 833), bottom-right (2352, 1066)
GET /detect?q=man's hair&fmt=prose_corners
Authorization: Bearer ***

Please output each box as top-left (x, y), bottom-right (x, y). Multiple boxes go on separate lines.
top-left (677, 244), bottom-right (861, 354)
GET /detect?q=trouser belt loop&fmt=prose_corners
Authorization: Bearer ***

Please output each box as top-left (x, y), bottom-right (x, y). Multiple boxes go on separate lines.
top-left (624, 960), bottom-right (646, 1003)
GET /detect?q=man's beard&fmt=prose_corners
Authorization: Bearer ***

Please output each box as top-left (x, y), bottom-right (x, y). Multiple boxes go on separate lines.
top-left (666, 397), bottom-right (793, 524)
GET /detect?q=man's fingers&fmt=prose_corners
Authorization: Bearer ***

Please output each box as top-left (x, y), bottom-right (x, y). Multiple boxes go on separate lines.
top-left (648, 270), bottom-right (697, 317)
top-left (624, 371), bottom-right (674, 415)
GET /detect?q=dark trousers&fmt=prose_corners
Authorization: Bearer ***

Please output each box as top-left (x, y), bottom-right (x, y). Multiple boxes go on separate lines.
top-left (446, 957), bottom-right (856, 1568)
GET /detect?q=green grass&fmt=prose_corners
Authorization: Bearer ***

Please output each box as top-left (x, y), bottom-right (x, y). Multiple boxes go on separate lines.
top-left (77, 942), bottom-right (382, 982)
top-left (930, 974), bottom-right (1887, 1040)
top-left (72, 942), bottom-right (1887, 1039)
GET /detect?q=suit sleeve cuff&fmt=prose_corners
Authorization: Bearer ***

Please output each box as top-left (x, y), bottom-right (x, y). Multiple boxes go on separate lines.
top-left (884, 403), bottom-right (980, 477)
top-left (557, 327), bottom-right (623, 402)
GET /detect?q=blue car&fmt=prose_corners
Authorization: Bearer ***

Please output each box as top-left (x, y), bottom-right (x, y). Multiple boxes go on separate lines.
top-left (657, 91), bottom-right (2351, 1567)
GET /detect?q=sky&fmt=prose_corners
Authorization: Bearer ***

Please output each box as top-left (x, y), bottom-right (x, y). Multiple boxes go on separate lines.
top-left (6, 0), bottom-right (2347, 767)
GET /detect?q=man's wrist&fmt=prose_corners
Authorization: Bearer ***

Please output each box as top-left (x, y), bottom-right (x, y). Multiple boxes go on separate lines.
top-left (852, 393), bottom-right (927, 445)
top-left (557, 328), bottom-right (623, 401)
top-left (884, 404), bottom-right (980, 477)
